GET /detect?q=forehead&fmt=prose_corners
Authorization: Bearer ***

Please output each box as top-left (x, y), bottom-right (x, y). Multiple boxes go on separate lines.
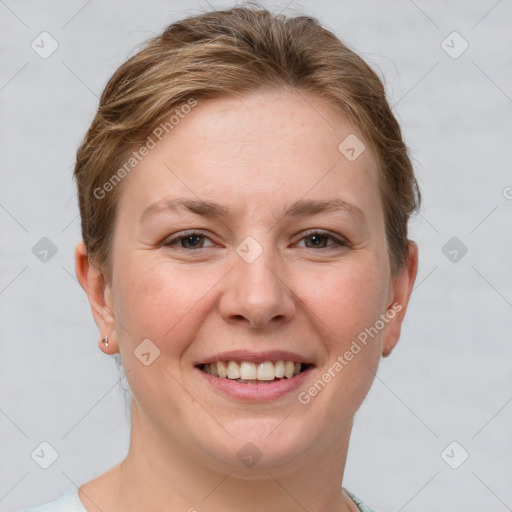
top-left (117, 88), bottom-right (382, 225)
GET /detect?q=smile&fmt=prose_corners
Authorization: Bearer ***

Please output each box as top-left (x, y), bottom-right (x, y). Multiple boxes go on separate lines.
top-left (199, 360), bottom-right (312, 383)
top-left (195, 358), bottom-right (315, 402)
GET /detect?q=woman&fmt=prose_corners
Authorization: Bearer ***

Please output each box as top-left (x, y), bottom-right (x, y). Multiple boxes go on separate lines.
top-left (24, 4), bottom-right (419, 511)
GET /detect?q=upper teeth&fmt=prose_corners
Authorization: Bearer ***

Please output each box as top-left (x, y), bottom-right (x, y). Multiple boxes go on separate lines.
top-left (202, 360), bottom-right (303, 380)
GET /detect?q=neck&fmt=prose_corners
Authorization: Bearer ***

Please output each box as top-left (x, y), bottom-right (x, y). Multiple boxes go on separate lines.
top-left (81, 402), bottom-right (357, 512)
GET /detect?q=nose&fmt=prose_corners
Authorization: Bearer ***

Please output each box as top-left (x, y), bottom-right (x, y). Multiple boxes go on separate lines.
top-left (218, 244), bottom-right (296, 329)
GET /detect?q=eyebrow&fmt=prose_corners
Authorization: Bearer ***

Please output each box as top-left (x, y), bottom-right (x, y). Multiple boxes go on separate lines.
top-left (139, 197), bottom-right (368, 225)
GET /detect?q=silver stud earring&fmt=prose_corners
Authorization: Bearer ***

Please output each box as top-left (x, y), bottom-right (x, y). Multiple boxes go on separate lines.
top-left (102, 336), bottom-right (109, 348)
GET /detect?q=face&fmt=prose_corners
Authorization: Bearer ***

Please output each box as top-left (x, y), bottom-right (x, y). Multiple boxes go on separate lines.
top-left (80, 88), bottom-right (416, 473)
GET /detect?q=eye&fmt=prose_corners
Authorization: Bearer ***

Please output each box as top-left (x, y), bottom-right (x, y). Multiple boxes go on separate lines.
top-left (296, 230), bottom-right (349, 249)
top-left (163, 229), bottom-right (349, 251)
top-left (163, 231), bottom-right (215, 250)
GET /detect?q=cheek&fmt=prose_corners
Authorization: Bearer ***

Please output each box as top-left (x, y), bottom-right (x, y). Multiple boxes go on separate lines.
top-left (296, 265), bottom-right (387, 427)
top-left (113, 257), bottom-right (217, 344)
top-left (299, 259), bottom-right (388, 341)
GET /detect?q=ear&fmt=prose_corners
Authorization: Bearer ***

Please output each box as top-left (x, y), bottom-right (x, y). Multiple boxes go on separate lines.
top-left (75, 240), bottom-right (119, 354)
top-left (381, 241), bottom-right (419, 357)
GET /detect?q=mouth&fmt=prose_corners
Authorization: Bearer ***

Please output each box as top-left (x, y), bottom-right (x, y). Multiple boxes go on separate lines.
top-left (193, 350), bottom-right (316, 401)
top-left (197, 360), bottom-right (314, 384)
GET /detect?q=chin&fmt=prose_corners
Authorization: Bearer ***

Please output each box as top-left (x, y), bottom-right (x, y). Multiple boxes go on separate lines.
top-left (194, 418), bottom-right (313, 473)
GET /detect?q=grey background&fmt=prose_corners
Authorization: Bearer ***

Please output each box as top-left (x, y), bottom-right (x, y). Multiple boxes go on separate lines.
top-left (1, 1), bottom-right (511, 511)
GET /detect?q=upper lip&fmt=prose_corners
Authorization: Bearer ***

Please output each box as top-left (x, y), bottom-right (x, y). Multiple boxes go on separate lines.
top-left (194, 349), bottom-right (315, 366)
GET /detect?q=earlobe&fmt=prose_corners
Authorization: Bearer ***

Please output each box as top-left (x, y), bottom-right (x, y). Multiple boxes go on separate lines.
top-left (75, 240), bottom-right (118, 353)
top-left (381, 241), bottom-right (419, 357)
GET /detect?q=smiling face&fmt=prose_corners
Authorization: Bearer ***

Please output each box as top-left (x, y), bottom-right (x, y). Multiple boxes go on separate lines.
top-left (79, 88), bottom-right (417, 474)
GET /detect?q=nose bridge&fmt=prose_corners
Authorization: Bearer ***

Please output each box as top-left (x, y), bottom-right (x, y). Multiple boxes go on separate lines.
top-left (220, 234), bottom-right (295, 328)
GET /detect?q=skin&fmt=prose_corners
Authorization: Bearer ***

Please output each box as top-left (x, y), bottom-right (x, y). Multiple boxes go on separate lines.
top-left (75, 88), bottom-right (418, 512)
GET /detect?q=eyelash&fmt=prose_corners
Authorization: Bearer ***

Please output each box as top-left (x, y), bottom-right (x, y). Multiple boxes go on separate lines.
top-left (163, 229), bottom-right (349, 250)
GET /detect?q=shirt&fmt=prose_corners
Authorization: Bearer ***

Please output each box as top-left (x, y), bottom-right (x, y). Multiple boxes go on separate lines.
top-left (22, 486), bottom-right (378, 511)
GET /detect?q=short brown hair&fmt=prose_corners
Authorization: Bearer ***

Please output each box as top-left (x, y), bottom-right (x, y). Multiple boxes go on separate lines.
top-left (74, 2), bottom-right (420, 281)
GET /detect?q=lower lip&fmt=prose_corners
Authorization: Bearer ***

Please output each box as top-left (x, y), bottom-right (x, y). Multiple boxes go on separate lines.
top-left (194, 366), bottom-right (314, 402)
